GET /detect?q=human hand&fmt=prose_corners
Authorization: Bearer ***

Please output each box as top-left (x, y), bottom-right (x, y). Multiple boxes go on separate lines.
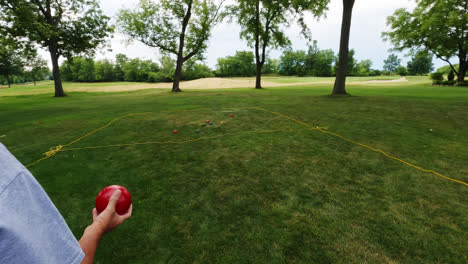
top-left (91, 190), bottom-right (132, 234)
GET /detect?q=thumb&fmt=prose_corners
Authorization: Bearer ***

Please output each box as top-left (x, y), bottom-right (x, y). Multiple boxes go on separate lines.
top-left (106, 190), bottom-right (121, 211)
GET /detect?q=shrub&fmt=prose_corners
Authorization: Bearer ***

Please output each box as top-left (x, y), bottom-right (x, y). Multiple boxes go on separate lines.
top-left (441, 80), bottom-right (456, 86)
top-left (447, 71), bottom-right (455, 81)
top-left (455, 81), bottom-right (468, 86)
top-left (430, 72), bottom-right (444, 82)
top-left (396, 66), bottom-right (408, 76)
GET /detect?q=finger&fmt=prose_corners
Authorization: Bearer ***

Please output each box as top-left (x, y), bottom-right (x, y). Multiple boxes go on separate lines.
top-left (106, 190), bottom-right (121, 211)
top-left (92, 208), bottom-right (98, 220)
top-left (120, 204), bottom-right (133, 220)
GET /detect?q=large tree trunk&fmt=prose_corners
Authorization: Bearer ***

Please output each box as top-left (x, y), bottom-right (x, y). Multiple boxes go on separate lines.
top-left (457, 60), bottom-right (467, 83)
top-left (172, 56), bottom-right (183, 92)
top-left (332, 0), bottom-right (355, 95)
top-left (49, 44), bottom-right (66, 97)
top-left (172, 1), bottom-right (193, 92)
top-left (255, 62), bottom-right (263, 89)
top-left (254, 0), bottom-right (262, 89)
top-left (6, 75), bottom-right (11, 88)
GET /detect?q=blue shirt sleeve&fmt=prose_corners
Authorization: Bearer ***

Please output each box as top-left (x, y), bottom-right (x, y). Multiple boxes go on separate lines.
top-left (0, 143), bottom-right (85, 264)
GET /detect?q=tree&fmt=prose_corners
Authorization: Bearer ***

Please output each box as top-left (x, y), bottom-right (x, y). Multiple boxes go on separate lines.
top-left (383, 0), bottom-right (468, 83)
top-left (95, 59), bottom-right (115, 82)
top-left (118, 0), bottom-right (225, 92)
top-left (114, 54), bottom-right (128, 82)
top-left (333, 48), bottom-right (355, 76)
top-left (183, 59), bottom-right (214, 80)
top-left (353, 59), bottom-right (372, 76)
top-left (396, 65), bottom-right (408, 76)
top-left (332, 0), bottom-right (356, 95)
top-left (215, 51), bottom-right (256, 77)
top-left (407, 50), bottom-right (434, 75)
top-left (0, 35), bottom-right (26, 87)
top-left (0, 0), bottom-right (113, 96)
top-left (279, 49), bottom-right (307, 76)
top-left (262, 58), bottom-right (280, 74)
top-left (309, 49), bottom-right (335, 77)
top-left (27, 56), bottom-right (49, 85)
top-left (232, 0), bottom-right (329, 89)
top-left (383, 54), bottom-right (401, 73)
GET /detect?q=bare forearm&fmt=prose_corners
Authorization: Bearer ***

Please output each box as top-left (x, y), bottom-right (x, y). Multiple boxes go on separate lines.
top-left (79, 223), bottom-right (105, 264)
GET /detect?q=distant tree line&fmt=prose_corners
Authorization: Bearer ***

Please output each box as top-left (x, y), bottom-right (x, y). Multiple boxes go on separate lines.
top-left (383, 51), bottom-right (434, 76)
top-left (60, 54), bottom-right (213, 83)
top-left (215, 44), bottom-right (382, 78)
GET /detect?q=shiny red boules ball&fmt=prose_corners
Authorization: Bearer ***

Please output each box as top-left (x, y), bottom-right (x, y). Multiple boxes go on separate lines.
top-left (173, 130), bottom-right (178, 134)
top-left (206, 120), bottom-right (210, 123)
top-left (95, 185), bottom-right (132, 215)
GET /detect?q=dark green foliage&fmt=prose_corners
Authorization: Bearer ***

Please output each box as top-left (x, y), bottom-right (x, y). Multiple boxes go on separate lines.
top-left (353, 59), bottom-right (373, 76)
top-left (60, 54), bottom-right (212, 83)
top-left (183, 59), bottom-right (214, 80)
top-left (117, 0), bottom-right (225, 91)
top-left (407, 50), bottom-right (434, 75)
top-left (447, 71), bottom-right (455, 82)
top-left (383, 54), bottom-right (401, 73)
top-left (95, 60), bottom-right (115, 82)
top-left (396, 66), bottom-right (408, 76)
top-left (334, 49), bottom-right (356, 76)
top-left (430, 72), bottom-right (444, 85)
top-left (441, 80), bottom-right (457, 86)
top-left (215, 51), bottom-right (256, 77)
top-left (383, 0), bottom-right (468, 82)
top-left (0, 0), bottom-right (113, 96)
top-left (262, 58), bottom-right (280, 74)
top-left (0, 36), bottom-right (26, 87)
top-left (279, 49), bottom-right (308, 76)
top-left (232, 0), bottom-right (330, 88)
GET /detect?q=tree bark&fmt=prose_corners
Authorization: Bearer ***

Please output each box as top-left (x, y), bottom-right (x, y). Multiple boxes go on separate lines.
top-left (172, 57), bottom-right (183, 92)
top-left (172, 0), bottom-right (193, 92)
top-left (457, 59), bottom-right (467, 83)
top-left (332, 0), bottom-right (355, 95)
top-left (255, 62), bottom-right (262, 89)
top-left (49, 44), bottom-right (66, 97)
top-left (254, 0), bottom-right (262, 89)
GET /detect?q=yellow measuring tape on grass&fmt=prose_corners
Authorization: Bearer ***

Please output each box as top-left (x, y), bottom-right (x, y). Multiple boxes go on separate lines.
top-left (25, 107), bottom-right (468, 187)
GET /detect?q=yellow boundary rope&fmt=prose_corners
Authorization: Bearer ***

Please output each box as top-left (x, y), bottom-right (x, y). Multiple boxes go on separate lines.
top-left (25, 107), bottom-right (467, 187)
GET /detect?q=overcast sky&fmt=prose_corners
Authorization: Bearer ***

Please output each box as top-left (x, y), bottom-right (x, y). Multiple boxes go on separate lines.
top-left (43, 0), bottom-right (453, 70)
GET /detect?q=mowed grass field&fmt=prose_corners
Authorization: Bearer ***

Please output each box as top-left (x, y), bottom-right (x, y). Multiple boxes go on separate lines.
top-left (1, 77), bottom-right (467, 263)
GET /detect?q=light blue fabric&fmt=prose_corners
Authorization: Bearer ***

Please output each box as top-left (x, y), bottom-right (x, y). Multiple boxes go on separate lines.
top-left (0, 143), bottom-right (84, 264)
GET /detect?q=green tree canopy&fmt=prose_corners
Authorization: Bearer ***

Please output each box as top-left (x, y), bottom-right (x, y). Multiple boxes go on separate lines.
top-left (383, 54), bottom-right (401, 73)
top-left (0, 0), bottom-right (113, 96)
top-left (232, 0), bottom-right (329, 88)
top-left (117, 0), bottom-right (225, 92)
top-left (383, 0), bottom-right (468, 83)
top-left (407, 50), bottom-right (434, 75)
top-left (0, 35), bottom-right (26, 87)
top-left (215, 51), bottom-right (256, 77)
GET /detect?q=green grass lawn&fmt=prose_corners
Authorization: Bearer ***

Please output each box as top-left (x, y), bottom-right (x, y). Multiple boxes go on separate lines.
top-left (1, 78), bottom-right (467, 263)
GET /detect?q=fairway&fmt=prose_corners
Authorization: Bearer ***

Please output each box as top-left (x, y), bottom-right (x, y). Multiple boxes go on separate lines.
top-left (1, 78), bottom-right (467, 263)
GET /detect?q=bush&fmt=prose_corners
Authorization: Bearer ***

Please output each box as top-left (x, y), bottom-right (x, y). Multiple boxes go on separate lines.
top-left (396, 66), bottom-right (408, 76)
top-left (455, 81), bottom-right (468, 86)
top-left (441, 80), bottom-right (456, 86)
top-left (447, 71), bottom-right (455, 81)
top-left (430, 72), bottom-right (444, 82)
